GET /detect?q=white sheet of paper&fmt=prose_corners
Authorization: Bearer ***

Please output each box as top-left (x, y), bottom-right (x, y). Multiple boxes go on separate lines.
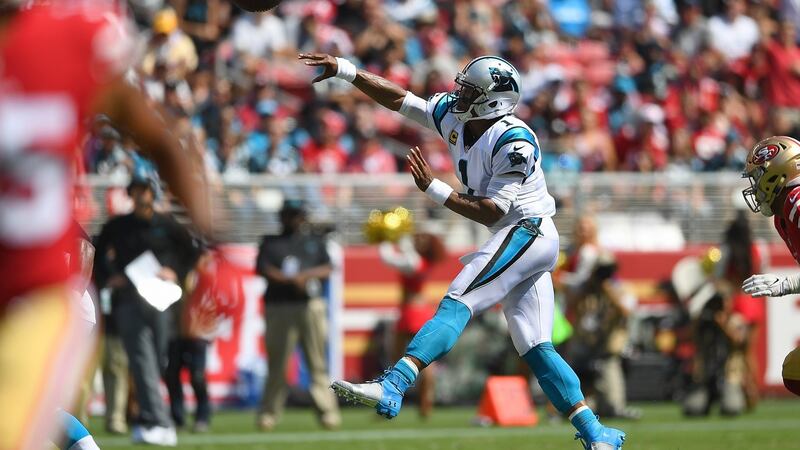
top-left (124, 251), bottom-right (182, 312)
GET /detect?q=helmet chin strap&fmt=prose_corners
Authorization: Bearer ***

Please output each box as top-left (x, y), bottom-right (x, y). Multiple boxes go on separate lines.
top-left (458, 109), bottom-right (481, 123)
top-left (459, 108), bottom-right (513, 123)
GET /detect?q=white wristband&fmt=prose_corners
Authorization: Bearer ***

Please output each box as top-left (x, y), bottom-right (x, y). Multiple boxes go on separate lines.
top-left (425, 178), bottom-right (453, 206)
top-left (786, 274), bottom-right (800, 294)
top-left (335, 57), bottom-right (357, 83)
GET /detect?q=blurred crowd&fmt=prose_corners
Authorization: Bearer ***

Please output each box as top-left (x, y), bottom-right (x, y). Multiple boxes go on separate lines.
top-left (87, 0), bottom-right (800, 181)
top-left (552, 211), bottom-right (766, 418)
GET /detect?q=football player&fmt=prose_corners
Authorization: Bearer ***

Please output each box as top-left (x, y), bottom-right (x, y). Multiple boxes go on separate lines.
top-left (57, 222), bottom-right (101, 450)
top-left (740, 136), bottom-right (800, 398)
top-left (300, 53), bottom-right (626, 449)
top-left (0, 1), bottom-right (213, 448)
top-left (741, 136), bottom-right (800, 296)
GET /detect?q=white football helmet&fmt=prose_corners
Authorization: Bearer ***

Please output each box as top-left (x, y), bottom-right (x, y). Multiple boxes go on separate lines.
top-left (450, 56), bottom-right (522, 122)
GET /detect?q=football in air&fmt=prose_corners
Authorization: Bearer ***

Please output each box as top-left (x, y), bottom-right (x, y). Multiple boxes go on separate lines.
top-left (229, 0), bottom-right (282, 12)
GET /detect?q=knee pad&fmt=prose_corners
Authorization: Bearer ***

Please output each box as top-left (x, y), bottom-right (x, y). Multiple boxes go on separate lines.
top-left (406, 297), bottom-right (471, 366)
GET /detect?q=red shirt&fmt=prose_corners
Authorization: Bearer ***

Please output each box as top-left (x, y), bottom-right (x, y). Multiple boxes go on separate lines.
top-left (347, 145), bottom-right (397, 174)
top-left (0, 4), bottom-right (132, 302)
top-left (396, 258), bottom-right (434, 334)
top-left (764, 40), bottom-right (800, 108)
top-left (185, 252), bottom-right (246, 338)
top-left (693, 125), bottom-right (727, 162)
top-left (300, 141), bottom-right (348, 174)
top-left (775, 186), bottom-right (800, 264)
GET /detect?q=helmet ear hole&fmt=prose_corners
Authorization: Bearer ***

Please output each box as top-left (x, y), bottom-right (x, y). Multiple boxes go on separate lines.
top-left (488, 101), bottom-right (498, 108)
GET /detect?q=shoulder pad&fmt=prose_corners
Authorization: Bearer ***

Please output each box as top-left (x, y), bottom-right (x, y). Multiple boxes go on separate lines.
top-left (492, 126), bottom-right (539, 159)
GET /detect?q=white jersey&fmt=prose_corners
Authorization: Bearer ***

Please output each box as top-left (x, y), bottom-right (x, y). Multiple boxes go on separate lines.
top-left (392, 90), bottom-right (561, 357)
top-left (422, 92), bottom-right (556, 233)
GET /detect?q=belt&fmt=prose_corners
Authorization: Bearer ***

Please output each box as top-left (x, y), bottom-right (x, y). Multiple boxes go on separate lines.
top-left (518, 217), bottom-right (543, 236)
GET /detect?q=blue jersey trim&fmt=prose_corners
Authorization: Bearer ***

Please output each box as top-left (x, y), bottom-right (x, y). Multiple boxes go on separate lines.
top-left (492, 126), bottom-right (540, 161)
top-left (432, 94), bottom-right (453, 137)
top-left (463, 226), bottom-right (537, 295)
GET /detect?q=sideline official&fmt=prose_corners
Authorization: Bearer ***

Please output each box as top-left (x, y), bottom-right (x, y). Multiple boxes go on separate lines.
top-left (94, 177), bottom-right (200, 445)
top-left (255, 200), bottom-right (341, 431)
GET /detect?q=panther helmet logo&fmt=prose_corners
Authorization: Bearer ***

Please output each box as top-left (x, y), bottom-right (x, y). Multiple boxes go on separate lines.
top-left (489, 67), bottom-right (519, 93)
top-left (752, 144), bottom-right (780, 165)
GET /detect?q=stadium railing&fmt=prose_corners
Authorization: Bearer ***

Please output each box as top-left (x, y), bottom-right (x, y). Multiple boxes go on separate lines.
top-left (83, 171), bottom-right (779, 248)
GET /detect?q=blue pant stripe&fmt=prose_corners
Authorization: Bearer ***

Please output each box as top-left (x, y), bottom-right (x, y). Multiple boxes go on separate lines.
top-left (463, 226), bottom-right (536, 295)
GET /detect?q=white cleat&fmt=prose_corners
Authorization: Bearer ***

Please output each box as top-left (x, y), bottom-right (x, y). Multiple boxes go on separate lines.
top-left (330, 380), bottom-right (383, 407)
top-left (333, 371), bottom-right (410, 419)
top-left (131, 425), bottom-right (178, 447)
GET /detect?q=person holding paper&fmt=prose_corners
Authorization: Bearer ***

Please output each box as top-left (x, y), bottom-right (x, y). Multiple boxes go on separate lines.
top-left (93, 177), bottom-right (201, 446)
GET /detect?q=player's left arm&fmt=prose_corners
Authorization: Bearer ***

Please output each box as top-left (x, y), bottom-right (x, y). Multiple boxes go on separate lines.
top-left (407, 147), bottom-right (506, 227)
top-left (484, 140), bottom-right (537, 215)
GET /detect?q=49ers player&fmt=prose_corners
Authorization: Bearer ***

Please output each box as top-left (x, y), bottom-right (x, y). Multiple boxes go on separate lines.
top-left (0, 1), bottom-right (213, 448)
top-left (741, 136), bottom-right (800, 297)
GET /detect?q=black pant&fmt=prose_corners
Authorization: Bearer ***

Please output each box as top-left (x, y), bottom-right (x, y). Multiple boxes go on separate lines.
top-left (114, 298), bottom-right (172, 427)
top-left (166, 338), bottom-right (211, 426)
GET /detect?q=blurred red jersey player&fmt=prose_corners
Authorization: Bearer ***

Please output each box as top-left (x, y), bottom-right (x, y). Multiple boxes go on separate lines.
top-left (0, 1), bottom-right (212, 448)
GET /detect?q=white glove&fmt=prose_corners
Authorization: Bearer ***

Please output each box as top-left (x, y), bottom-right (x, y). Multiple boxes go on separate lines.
top-left (742, 273), bottom-right (800, 297)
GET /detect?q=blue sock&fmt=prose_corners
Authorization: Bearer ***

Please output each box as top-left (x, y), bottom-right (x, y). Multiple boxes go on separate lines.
top-left (522, 342), bottom-right (584, 412)
top-left (405, 297), bottom-right (471, 366)
top-left (522, 342), bottom-right (602, 439)
top-left (389, 357), bottom-right (419, 390)
top-left (59, 410), bottom-right (91, 450)
top-left (570, 408), bottom-right (604, 441)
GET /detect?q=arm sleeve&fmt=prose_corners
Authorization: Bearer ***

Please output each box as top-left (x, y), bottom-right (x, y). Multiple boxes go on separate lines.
top-left (399, 92), bottom-right (453, 136)
top-left (398, 92), bottom-right (429, 128)
top-left (486, 141), bottom-right (537, 213)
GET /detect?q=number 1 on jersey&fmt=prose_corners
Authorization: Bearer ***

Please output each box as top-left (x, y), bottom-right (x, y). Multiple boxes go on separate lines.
top-left (458, 159), bottom-right (474, 195)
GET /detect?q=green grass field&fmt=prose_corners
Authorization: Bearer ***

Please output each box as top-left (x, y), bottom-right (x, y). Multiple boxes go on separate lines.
top-left (91, 400), bottom-right (800, 450)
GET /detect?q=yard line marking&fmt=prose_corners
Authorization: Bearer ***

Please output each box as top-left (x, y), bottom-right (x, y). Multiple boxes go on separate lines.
top-left (97, 418), bottom-right (800, 447)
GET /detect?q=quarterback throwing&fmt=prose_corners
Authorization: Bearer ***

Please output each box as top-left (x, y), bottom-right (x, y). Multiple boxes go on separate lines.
top-left (299, 53), bottom-right (626, 450)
